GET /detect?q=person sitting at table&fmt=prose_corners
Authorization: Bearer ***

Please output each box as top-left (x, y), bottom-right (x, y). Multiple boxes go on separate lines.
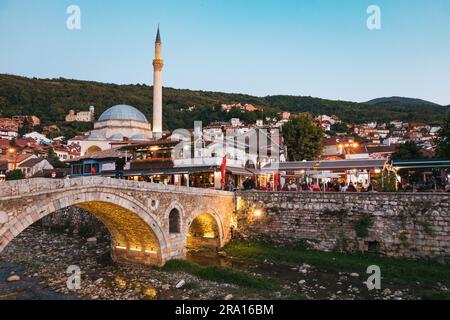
top-left (347, 182), bottom-right (357, 192)
top-left (289, 181), bottom-right (298, 191)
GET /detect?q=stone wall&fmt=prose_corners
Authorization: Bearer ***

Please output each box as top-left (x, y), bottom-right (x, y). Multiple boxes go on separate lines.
top-left (235, 191), bottom-right (450, 262)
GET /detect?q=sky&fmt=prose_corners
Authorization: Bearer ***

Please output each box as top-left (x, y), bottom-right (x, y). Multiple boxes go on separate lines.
top-left (0, 0), bottom-right (449, 105)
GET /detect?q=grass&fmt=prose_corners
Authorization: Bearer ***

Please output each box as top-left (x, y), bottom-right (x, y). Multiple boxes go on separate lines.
top-left (162, 259), bottom-right (279, 291)
top-left (421, 290), bottom-right (450, 300)
top-left (223, 240), bottom-right (450, 287)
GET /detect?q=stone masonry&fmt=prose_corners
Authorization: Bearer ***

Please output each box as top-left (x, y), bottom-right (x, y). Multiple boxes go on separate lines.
top-left (2, 178), bottom-right (449, 266)
top-left (236, 191), bottom-right (450, 262)
top-left (0, 177), bottom-right (234, 266)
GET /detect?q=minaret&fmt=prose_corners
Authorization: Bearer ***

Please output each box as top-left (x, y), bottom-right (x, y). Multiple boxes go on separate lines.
top-left (152, 26), bottom-right (164, 138)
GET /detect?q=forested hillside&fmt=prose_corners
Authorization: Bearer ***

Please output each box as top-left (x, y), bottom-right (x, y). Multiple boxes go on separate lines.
top-left (0, 74), bottom-right (447, 133)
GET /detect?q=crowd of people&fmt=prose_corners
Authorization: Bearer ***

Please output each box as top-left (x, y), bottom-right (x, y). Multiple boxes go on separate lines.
top-left (277, 180), bottom-right (375, 193)
top-left (227, 178), bottom-right (376, 193)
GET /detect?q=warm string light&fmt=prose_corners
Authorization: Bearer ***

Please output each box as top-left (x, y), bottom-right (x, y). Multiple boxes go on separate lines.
top-left (115, 246), bottom-right (157, 254)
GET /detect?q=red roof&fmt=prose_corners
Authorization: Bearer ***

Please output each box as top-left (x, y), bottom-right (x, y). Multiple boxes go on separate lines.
top-left (0, 139), bottom-right (10, 149)
top-left (0, 153), bottom-right (34, 164)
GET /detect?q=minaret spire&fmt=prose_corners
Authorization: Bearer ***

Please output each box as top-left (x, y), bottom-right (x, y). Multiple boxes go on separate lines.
top-left (156, 24), bottom-right (161, 44)
top-left (152, 25), bottom-right (164, 138)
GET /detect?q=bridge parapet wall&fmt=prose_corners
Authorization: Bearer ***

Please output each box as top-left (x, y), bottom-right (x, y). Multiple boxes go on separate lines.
top-left (0, 177), bottom-right (232, 198)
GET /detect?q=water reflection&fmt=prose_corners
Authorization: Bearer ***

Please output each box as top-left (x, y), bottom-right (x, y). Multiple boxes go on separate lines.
top-left (186, 249), bottom-right (233, 268)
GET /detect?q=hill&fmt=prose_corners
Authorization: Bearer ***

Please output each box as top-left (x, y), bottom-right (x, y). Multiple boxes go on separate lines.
top-left (365, 96), bottom-right (441, 107)
top-left (0, 74), bottom-right (448, 137)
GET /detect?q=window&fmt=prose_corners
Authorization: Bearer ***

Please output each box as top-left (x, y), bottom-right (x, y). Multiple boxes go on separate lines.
top-left (169, 209), bottom-right (181, 234)
top-left (72, 164), bottom-right (82, 175)
top-left (84, 164), bottom-right (92, 174)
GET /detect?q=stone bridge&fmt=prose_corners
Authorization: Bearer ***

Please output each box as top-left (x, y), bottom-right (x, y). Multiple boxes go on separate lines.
top-left (0, 177), bottom-right (235, 266)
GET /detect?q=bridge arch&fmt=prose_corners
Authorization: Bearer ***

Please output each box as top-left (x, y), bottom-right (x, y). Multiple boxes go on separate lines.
top-left (0, 189), bottom-right (168, 266)
top-left (185, 208), bottom-right (224, 250)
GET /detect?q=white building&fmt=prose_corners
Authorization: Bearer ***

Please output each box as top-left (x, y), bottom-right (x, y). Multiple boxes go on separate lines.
top-left (68, 104), bottom-right (153, 156)
top-left (23, 132), bottom-right (52, 145)
top-left (65, 106), bottom-right (95, 122)
top-left (18, 157), bottom-right (54, 178)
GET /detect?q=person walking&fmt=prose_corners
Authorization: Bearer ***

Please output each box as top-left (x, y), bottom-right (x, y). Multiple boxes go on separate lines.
top-left (115, 157), bottom-right (126, 179)
top-left (228, 180), bottom-right (235, 192)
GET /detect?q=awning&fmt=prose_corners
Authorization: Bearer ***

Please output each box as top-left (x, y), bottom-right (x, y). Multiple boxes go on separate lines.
top-left (226, 167), bottom-right (255, 176)
top-left (262, 161), bottom-right (317, 172)
top-left (102, 166), bottom-right (218, 177)
top-left (263, 159), bottom-right (387, 172)
top-left (316, 159), bottom-right (387, 171)
top-left (392, 159), bottom-right (450, 170)
top-left (310, 173), bottom-right (342, 179)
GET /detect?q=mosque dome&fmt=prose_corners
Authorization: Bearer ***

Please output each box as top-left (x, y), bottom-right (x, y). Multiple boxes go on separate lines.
top-left (98, 105), bottom-right (148, 123)
top-left (110, 133), bottom-right (124, 140)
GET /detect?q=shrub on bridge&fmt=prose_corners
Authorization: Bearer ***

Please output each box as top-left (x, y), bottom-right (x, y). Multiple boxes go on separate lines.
top-left (5, 169), bottom-right (25, 181)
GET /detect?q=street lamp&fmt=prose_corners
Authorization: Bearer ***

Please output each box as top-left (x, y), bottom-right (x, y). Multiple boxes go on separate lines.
top-left (8, 148), bottom-right (18, 170)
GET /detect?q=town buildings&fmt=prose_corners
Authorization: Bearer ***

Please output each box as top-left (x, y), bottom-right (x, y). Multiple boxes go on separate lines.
top-left (0, 118), bottom-right (19, 140)
top-left (221, 103), bottom-right (264, 113)
top-left (65, 106), bottom-right (95, 122)
top-left (0, 27), bottom-right (447, 191)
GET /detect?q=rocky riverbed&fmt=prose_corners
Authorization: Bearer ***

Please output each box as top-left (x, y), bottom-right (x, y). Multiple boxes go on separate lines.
top-left (0, 210), bottom-right (447, 300)
top-left (0, 225), bottom-right (254, 300)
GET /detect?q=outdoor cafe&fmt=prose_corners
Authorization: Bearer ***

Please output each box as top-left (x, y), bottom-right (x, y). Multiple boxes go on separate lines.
top-left (261, 158), bottom-right (390, 192)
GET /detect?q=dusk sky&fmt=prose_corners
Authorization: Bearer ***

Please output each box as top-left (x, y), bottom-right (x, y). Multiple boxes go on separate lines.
top-left (1, 0), bottom-right (449, 105)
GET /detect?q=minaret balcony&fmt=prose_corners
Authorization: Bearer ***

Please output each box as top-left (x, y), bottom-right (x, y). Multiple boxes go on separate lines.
top-left (153, 59), bottom-right (164, 70)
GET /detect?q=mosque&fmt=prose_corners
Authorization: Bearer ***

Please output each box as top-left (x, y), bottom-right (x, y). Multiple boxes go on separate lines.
top-left (69, 27), bottom-right (164, 156)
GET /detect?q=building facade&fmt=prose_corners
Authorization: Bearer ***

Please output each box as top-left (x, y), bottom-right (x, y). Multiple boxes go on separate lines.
top-left (65, 106), bottom-right (95, 122)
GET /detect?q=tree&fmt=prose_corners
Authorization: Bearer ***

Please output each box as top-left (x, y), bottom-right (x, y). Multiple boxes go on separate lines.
top-left (18, 118), bottom-right (34, 136)
top-left (329, 122), bottom-right (349, 134)
top-left (46, 148), bottom-right (67, 168)
top-left (436, 112), bottom-right (450, 159)
top-left (6, 170), bottom-right (25, 181)
top-left (282, 115), bottom-right (325, 161)
top-left (392, 141), bottom-right (423, 160)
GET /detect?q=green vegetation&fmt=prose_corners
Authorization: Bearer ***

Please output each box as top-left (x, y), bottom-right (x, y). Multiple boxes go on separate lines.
top-left (392, 141), bottom-right (424, 160)
top-left (327, 122), bottom-right (350, 136)
top-left (46, 148), bottom-right (68, 168)
top-left (353, 213), bottom-right (373, 238)
top-left (421, 290), bottom-right (450, 300)
top-left (162, 259), bottom-right (279, 290)
top-left (436, 111), bottom-right (450, 159)
top-left (223, 240), bottom-right (450, 287)
top-left (282, 115), bottom-right (325, 161)
top-left (371, 171), bottom-right (397, 192)
top-left (418, 221), bottom-right (435, 237)
top-left (5, 169), bottom-right (25, 180)
top-left (265, 95), bottom-right (448, 125)
top-left (0, 74), bottom-right (448, 140)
